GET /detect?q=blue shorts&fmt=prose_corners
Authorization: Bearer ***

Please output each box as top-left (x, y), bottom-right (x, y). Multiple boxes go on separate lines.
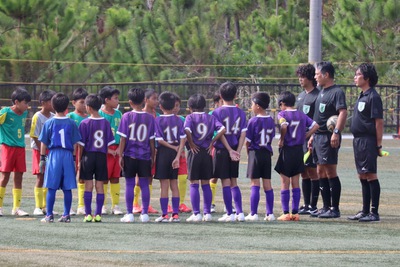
top-left (44, 148), bottom-right (77, 190)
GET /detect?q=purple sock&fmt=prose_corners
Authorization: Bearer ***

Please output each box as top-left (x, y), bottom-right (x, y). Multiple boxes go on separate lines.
top-left (160, 197), bottom-right (169, 216)
top-left (125, 177), bottom-right (135, 214)
top-left (172, 197), bottom-right (180, 214)
top-left (231, 186), bottom-right (243, 214)
top-left (265, 189), bottom-right (274, 215)
top-left (190, 184), bottom-right (200, 215)
top-left (96, 193), bottom-right (104, 216)
top-left (281, 189), bottom-right (290, 213)
top-left (139, 177), bottom-right (150, 214)
top-left (250, 186), bottom-right (260, 215)
top-left (201, 184), bottom-right (212, 214)
top-left (84, 191), bottom-right (92, 215)
top-left (292, 188), bottom-right (301, 213)
top-left (223, 186), bottom-right (233, 214)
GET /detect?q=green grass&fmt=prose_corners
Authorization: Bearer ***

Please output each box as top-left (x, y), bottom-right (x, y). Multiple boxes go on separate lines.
top-left (0, 138), bottom-right (400, 266)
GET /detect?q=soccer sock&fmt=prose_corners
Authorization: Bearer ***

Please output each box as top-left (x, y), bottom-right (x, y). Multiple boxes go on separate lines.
top-left (12, 188), bottom-right (22, 210)
top-left (139, 178), bottom-right (150, 214)
top-left (0, 187), bottom-right (5, 207)
top-left (231, 186), bottom-right (243, 214)
top-left (190, 184), bottom-right (200, 215)
top-left (96, 193), bottom-right (105, 216)
top-left (62, 189), bottom-right (72, 216)
top-left (310, 180), bottom-right (320, 208)
top-left (178, 174), bottom-right (187, 204)
top-left (103, 183), bottom-right (108, 207)
top-left (172, 197), bottom-right (180, 215)
top-left (301, 178), bottom-right (311, 206)
top-left (222, 186), bottom-right (233, 215)
top-left (319, 178), bottom-right (331, 208)
top-left (250, 186), bottom-right (260, 215)
top-left (160, 197), bottom-right (168, 216)
top-left (46, 188), bottom-right (56, 216)
top-left (42, 188), bottom-right (48, 208)
top-left (201, 184), bottom-right (212, 214)
top-left (83, 191), bottom-right (92, 215)
top-left (110, 183), bottom-right (120, 207)
top-left (292, 188), bottom-right (301, 214)
top-left (34, 187), bottom-right (43, 209)
top-left (265, 189), bottom-right (274, 215)
top-left (210, 180), bottom-right (217, 205)
top-left (360, 179), bottom-right (371, 214)
top-left (133, 185), bottom-right (141, 206)
top-left (281, 189), bottom-right (290, 214)
top-left (125, 178), bottom-right (135, 214)
top-left (369, 179), bottom-right (380, 214)
top-left (78, 183), bottom-right (85, 208)
top-left (329, 176), bottom-right (341, 210)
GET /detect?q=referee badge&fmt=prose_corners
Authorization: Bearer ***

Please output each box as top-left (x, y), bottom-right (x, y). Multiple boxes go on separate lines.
top-left (357, 102), bottom-right (365, 112)
top-left (319, 103), bottom-right (326, 113)
top-left (303, 105), bottom-right (310, 115)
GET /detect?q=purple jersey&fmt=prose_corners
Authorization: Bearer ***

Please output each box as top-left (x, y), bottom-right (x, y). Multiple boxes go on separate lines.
top-left (278, 110), bottom-right (316, 146)
top-left (212, 105), bottom-right (247, 149)
top-left (78, 117), bottom-right (115, 154)
top-left (117, 111), bottom-right (155, 160)
top-left (184, 112), bottom-right (225, 149)
top-left (155, 114), bottom-right (186, 145)
top-left (246, 115), bottom-right (275, 153)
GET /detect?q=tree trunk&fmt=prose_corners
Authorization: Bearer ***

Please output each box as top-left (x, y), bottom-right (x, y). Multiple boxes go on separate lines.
top-left (224, 15), bottom-right (231, 42)
top-left (234, 15), bottom-right (240, 40)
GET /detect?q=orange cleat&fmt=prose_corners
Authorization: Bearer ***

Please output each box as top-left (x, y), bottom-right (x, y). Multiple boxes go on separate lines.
top-left (132, 204), bottom-right (142, 214)
top-left (179, 203), bottom-right (192, 213)
top-left (148, 205), bottom-right (159, 214)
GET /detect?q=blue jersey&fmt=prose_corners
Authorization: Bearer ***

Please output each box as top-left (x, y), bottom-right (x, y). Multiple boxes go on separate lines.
top-left (77, 117), bottom-right (115, 154)
top-left (246, 115), bottom-right (275, 153)
top-left (277, 110), bottom-right (315, 147)
top-left (39, 117), bottom-right (81, 151)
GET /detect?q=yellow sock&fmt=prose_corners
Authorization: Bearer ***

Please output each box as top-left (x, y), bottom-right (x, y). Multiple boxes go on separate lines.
top-left (12, 188), bottom-right (22, 210)
top-left (34, 187), bottom-right (43, 209)
top-left (133, 185), bottom-right (141, 206)
top-left (110, 183), bottom-right (120, 207)
top-left (103, 183), bottom-right (108, 206)
top-left (178, 174), bottom-right (187, 204)
top-left (42, 188), bottom-right (48, 208)
top-left (0, 187), bottom-right (6, 207)
top-left (210, 181), bottom-right (217, 205)
top-left (78, 182), bottom-right (85, 208)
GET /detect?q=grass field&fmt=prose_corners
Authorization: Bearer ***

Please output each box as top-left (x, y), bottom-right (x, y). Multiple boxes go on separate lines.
top-left (0, 138), bottom-right (400, 266)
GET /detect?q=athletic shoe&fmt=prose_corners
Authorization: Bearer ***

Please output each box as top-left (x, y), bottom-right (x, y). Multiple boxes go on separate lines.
top-left (76, 207), bottom-right (86, 215)
top-left (186, 213), bottom-right (202, 222)
top-left (223, 206), bottom-right (236, 213)
top-left (298, 205), bottom-right (311, 215)
top-left (210, 204), bottom-right (216, 213)
top-left (12, 208), bottom-right (29, 216)
top-left (347, 211), bottom-right (367, 220)
top-left (264, 214), bottom-right (276, 221)
top-left (167, 205), bottom-right (173, 213)
top-left (121, 213), bottom-right (134, 223)
top-left (359, 213), bottom-right (380, 222)
top-left (41, 215), bottom-right (54, 223)
top-left (112, 205), bottom-right (124, 215)
top-left (140, 213), bottom-right (149, 223)
top-left (83, 214), bottom-right (93, 222)
top-left (93, 214), bottom-right (102, 222)
top-left (101, 206), bottom-right (108, 215)
top-left (277, 214), bottom-right (292, 221)
top-left (0, 207), bottom-right (3, 216)
top-left (235, 213), bottom-right (245, 222)
top-left (245, 213), bottom-right (259, 221)
top-left (202, 213), bottom-right (212, 222)
top-left (148, 205), bottom-right (159, 214)
top-left (58, 215), bottom-right (71, 223)
top-left (169, 214), bottom-right (180, 222)
top-left (308, 206), bottom-right (318, 214)
top-left (33, 208), bottom-right (45, 216)
top-left (179, 203), bottom-right (192, 213)
top-left (70, 208), bottom-right (76, 216)
top-left (218, 213), bottom-right (235, 222)
top-left (155, 215), bottom-right (169, 222)
top-left (132, 204), bottom-right (142, 214)
top-left (291, 213), bottom-right (300, 221)
top-left (318, 208), bottom-right (340, 218)
top-left (310, 207), bottom-right (329, 217)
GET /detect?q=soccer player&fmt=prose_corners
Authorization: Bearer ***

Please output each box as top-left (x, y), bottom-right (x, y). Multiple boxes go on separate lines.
top-left (245, 92), bottom-right (276, 222)
top-left (77, 94), bottom-right (115, 223)
top-left (154, 92), bottom-right (186, 222)
top-left (39, 93), bottom-right (81, 223)
top-left (30, 90), bottom-right (56, 216)
top-left (308, 61), bottom-right (347, 219)
top-left (348, 63), bottom-right (382, 222)
top-left (184, 94), bottom-right (225, 222)
top-left (296, 64), bottom-right (320, 215)
top-left (99, 86), bottom-right (123, 215)
top-left (275, 91), bottom-right (319, 221)
top-left (212, 82), bottom-right (246, 222)
top-left (67, 87), bottom-right (89, 215)
top-left (118, 88), bottom-right (156, 223)
top-left (0, 87), bottom-right (31, 216)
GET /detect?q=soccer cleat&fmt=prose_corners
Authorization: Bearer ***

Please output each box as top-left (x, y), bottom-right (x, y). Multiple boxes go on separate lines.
top-left (264, 214), bottom-right (276, 221)
top-left (69, 208), bottom-right (76, 216)
top-left (210, 204), bottom-right (216, 213)
top-left (347, 211), bottom-right (367, 220)
top-left (318, 208), bottom-right (340, 218)
top-left (0, 207), bottom-right (3, 216)
top-left (167, 205), bottom-right (173, 213)
top-left (83, 214), bottom-right (93, 222)
top-left (202, 213), bottom-right (212, 222)
top-left (140, 213), bottom-right (149, 223)
top-left (223, 206), bottom-right (236, 213)
top-left (169, 214), bottom-right (180, 222)
top-left (218, 213), bottom-right (235, 222)
top-left (112, 205), bottom-right (124, 215)
top-left (298, 205), bottom-right (311, 215)
top-left (358, 213), bottom-right (380, 222)
top-left (58, 215), bottom-right (71, 223)
top-left (41, 215), bottom-right (54, 223)
top-left (132, 204), bottom-right (142, 214)
top-left (310, 207), bottom-right (329, 217)
top-left (235, 213), bottom-right (245, 222)
top-left (179, 203), bottom-right (192, 213)
top-left (120, 213), bottom-right (135, 223)
top-left (277, 213), bottom-right (292, 221)
top-left (155, 215), bottom-right (169, 222)
top-left (76, 207), bottom-right (86, 215)
top-left (12, 208), bottom-right (29, 216)
top-left (245, 213), bottom-right (259, 221)
top-left (186, 213), bottom-right (202, 222)
top-left (308, 206), bottom-right (318, 214)
top-left (101, 206), bottom-right (108, 215)
top-left (148, 205), bottom-right (159, 214)
top-left (93, 214), bottom-right (102, 222)
top-left (291, 213), bottom-right (300, 221)
top-left (33, 208), bottom-right (45, 216)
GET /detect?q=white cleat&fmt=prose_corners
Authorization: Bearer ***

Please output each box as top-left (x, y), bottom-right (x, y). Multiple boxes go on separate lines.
top-left (235, 212), bottom-right (245, 222)
top-left (120, 213), bottom-right (135, 223)
top-left (12, 208), bottom-right (29, 216)
top-left (140, 214), bottom-right (149, 223)
top-left (101, 206), bottom-right (108, 215)
top-left (245, 213), bottom-right (259, 221)
top-left (264, 214), bottom-right (276, 221)
top-left (218, 213), bottom-right (235, 222)
top-left (33, 208), bottom-right (45, 216)
top-left (76, 207), bottom-right (86, 215)
top-left (112, 205), bottom-right (124, 215)
top-left (202, 213), bottom-right (212, 222)
top-left (186, 213), bottom-right (202, 222)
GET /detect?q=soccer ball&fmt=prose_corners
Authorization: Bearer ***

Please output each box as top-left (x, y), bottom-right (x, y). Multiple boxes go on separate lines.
top-left (326, 115), bottom-right (338, 132)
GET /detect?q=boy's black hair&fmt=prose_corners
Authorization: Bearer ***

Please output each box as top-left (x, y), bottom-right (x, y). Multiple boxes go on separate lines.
top-left (39, 90), bottom-right (56, 103)
top-left (85, 94), bottom-right (102, 111)
top-left (357, 63), bottom-right (378, 87)
top-left (219, 82), bottom-right (237, 101)
top-left (99, 86), bottom-right (120, 104)
top-left (212, 89), bottom-right (221, 103)
top-left (296, 64), bottom-right (317, 87)
top-left (11, 87), bottom-right (32, 104)
top-left (144, 88), bottom-right (157, 100)
top-left (52, 93), bottom-right (70, 113)
top-left (159, 91), bottom-right (176, 111)
top-left (128, 88), bottom-right (145, 105)
top-left (251, 92), bottom-right (270, 109)
top-left (187, 94), bottom-right (206, 111)
top-left (315, 61), bottom-right (335, 79)
top-left (278, 91), bottom-right (296, 107)
top-left (71, 87), bottom-right (88, 101)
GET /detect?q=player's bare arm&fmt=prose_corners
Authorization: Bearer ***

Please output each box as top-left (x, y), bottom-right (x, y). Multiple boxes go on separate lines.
top-left (331, 108), bottom-right (347, 148)
top-left (208, 127), bottom-right (226, 155)
top-left (118, 136), bottom-right (126, 169)
top-left (220, 135), bottom-right (240, 161)
top-left (375, 118), bottom-right (384, 156)
top-left (185, 129), bottom-right (199, 154)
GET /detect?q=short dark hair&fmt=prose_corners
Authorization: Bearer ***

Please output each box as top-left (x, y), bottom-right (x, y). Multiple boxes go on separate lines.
top-left (11, 87), bottom-right (31, 104)
top-left (212, 89), bottom-right (221, 103)
top-left (39, 90), bottom-right (56, 103)
top-left (251, 92), bottom-right (270, 109)
top-left (159, 91), bottom-right (176, 111)
top-left (296, 64), bottom-right (317, 87)
top-left (85, 94), bottom-right (102, 111)
top-left (357, 63), bottom-right (378, 87)
top-left (71, 87), bottom-right (88, 101)
top-left (187, 94), bottom-right (206, 111)
top-left (99, 86), bottom-right (120, 104)
top-left (278, 91), bottom-right (296, 107)
top-left (127, 88), bottom-right (145, 105)
top-left (144, 88), bottom-right (157, 100)
top-left (52, 93), bottom-right (70, 113)
top-left (219, 82), bottom-right (237, 101)
top-left (315, 61), bottom-right (335, 79)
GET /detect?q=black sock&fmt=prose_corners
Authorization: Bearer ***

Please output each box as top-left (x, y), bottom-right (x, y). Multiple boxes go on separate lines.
top-left (319, 178), bottom-right (331, 208)
top-left (360, 179), bottom-right (370, 214)
top-left (310, 180), bottom-right (320, 208)
top-left (369, 179), bottom-right (380, 214)
top-left (329, 176), bottom-right (341, 210)
top-left (302, 179), bottom-right (311, 206)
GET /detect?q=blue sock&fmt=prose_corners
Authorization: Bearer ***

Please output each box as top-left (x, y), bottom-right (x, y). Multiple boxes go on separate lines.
top-left (46, 188), bottom-right (56, 216)
top-left (63, 189), bottom-right (72, 216)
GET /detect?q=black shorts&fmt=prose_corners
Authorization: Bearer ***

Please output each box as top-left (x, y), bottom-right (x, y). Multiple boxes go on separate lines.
top-left (274, 145), bottom-right (304, 177)
top-left (187, 148), bottom-right (213, 180)
top-left (123, 157), bottom-right (152, 178)
top-left (80, 152), bottom-right (108, 181)
top-left (312, 132), bottom-right (340, 165)
top-left (247, 149), bottom-right (272, 179)
top-left (154, 146), bottom-right (178, 180)
top-left (213, 148), bottom-right (239, 179)
top-left (303, 139), bottom-right (316, 168)
top-left (353, 136), bottom-right (378, 174)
